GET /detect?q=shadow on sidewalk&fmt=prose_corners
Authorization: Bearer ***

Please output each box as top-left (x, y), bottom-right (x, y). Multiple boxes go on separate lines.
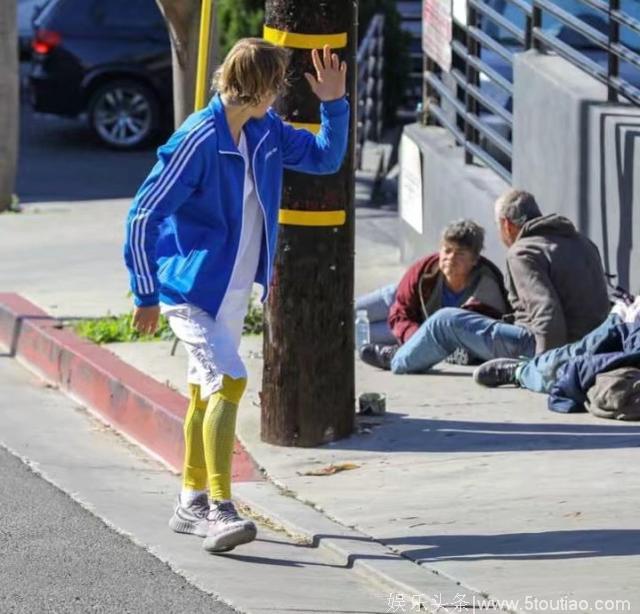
top-left (381, 529), bottom-right (640, 561)
top-left (335, 415), bottom-right (640, 453)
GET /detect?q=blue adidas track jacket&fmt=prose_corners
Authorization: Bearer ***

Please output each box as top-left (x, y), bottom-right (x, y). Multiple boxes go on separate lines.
top-left (124, 93), bottom-right (349, 317)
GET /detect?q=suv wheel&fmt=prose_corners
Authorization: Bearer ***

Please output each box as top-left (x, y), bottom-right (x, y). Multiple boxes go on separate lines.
top-left (88, 80), bottom-right (159, 149)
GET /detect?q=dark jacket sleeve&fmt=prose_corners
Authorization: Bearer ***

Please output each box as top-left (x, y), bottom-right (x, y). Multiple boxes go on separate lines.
top-left (548, 352), bottom-right (640, 413)
top-left (388, 255), bottom-right (435, 344)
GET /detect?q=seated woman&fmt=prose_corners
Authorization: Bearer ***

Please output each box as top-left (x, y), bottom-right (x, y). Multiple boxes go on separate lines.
top-left (359, 219), bottom-right (512, 372)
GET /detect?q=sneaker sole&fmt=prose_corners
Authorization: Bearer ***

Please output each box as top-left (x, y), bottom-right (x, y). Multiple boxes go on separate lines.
top-left (168, 515), bottom-right (208, 538)
top-left (203, 524), bottom-right (257, 554)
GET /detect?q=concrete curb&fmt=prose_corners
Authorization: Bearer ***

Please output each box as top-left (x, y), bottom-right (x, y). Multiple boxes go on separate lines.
top-left (0, 293), bottom-right (502, 612)
top-left (234, 481), bottom-right (492, 613)
top-left (0, 293), bottom-right (261, 482)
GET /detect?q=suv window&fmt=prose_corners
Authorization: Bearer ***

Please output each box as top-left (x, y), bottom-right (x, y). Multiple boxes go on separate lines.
top-left (36, 0), bottom-right (95, 31)
top-left (96, 0), bottom-right (165, 29)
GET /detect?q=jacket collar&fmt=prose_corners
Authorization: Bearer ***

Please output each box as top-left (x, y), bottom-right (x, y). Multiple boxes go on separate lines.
top-left (209, 93), bottom-right (238, 154)
top-left (208, 93), bottom-right (271, 156)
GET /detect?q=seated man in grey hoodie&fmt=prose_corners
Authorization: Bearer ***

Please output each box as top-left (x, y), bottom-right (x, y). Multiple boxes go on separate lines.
top-left (361, 189), bottom-right (610, 374)
top-left (473, 189), bottom-right (611, 385)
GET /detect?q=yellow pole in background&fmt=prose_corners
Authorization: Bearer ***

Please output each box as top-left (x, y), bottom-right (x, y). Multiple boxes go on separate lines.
top-left (194, 0), bottom-right (213, 111)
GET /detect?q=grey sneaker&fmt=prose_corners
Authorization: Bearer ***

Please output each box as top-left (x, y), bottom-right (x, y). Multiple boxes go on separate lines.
top-left (473, 358), bottom-right (522, 387)
top-left (168, 493), bottom-right (209, 537)
top-left (445, 347), bottom-right (472, 365)
top-left (202, 500), bottom-right (257, 554)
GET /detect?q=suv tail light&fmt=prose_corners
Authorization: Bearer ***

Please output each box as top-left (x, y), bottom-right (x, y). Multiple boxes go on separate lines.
top-left (32, 30), bottom-right (62, 55)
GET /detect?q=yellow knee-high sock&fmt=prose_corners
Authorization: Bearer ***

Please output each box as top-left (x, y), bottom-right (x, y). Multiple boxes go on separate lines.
top-left (203, 376), bottom-right (247, 501)
top-left (182, 383), bottom-right (208, 491)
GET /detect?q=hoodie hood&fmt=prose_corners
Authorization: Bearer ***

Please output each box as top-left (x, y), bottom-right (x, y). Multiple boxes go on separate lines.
top-left (518, 214), bottom-right (577, 239)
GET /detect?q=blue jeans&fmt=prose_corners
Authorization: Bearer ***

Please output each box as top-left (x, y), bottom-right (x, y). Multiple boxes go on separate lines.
top-left (355, 283), bottom-right (397, 346)
top-left (391, 307), bottom-right (536, 374)
top-left (518, 314), bottom-right (620, 393)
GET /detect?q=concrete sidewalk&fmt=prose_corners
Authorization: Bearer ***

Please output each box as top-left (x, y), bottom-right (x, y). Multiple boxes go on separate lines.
top-left (3, 198), bottom-right (640, 613)
top-left (110, 337), bottom-right (640, 613)
top-left (0, 198), bottom-right (402, 318)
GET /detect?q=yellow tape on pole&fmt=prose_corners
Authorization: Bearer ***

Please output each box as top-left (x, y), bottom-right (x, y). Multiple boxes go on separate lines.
top-left (288, 121), bottom-right (321, 134)
top-left (195, 0), bottom-right (213, 111)
top-left (279, 209), bottom-right (346, 226)
top-left (263, 25), bottom-right (347, 49)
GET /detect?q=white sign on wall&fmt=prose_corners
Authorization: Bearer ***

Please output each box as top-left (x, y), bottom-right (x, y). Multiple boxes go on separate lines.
top-left (453, 0), bottom-right (468, 26)
top-left (400, 134), bottom-right (424, 235)
top-left (422, 0), bottom-right (453, 71)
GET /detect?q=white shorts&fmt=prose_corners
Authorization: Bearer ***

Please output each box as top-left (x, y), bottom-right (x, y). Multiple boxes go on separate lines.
top-left (161, 290), bottom-right (251, 399)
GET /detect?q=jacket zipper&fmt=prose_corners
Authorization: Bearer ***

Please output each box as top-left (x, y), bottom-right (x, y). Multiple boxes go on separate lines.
top-left (251, 130), bottom-right (271, 300)
top-left (218, 148), bottom-right (245, 317)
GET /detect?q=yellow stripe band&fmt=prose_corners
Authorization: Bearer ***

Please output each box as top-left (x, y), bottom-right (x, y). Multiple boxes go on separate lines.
top-left (279, 209), bottom-right (346, 226)
top-left (263, 25), bottom-right (347, 49)
top-left (288, 121), bottom-right (321, 134)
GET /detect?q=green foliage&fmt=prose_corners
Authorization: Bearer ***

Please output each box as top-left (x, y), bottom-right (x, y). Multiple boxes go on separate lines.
top-left (243, 297), bottom-right (264, 335)
top-left (218, 0), bottom-right (264, 58)
top-left (1, 194), bottom-right (22, 215)
top-left (215, 0), bottom-right (410, 126)
top-left (74, 313), bottom-right (173, 344)
top-left (359, 0), bottom-right (412, 125)
top-left (74, 299), bottom-right (264, 344)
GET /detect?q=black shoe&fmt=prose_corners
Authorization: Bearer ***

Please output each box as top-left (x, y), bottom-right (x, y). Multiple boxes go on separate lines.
top-left (359, 343), bottom-right (398, 371)
top-left (473, 358), bottom-right (522, 387)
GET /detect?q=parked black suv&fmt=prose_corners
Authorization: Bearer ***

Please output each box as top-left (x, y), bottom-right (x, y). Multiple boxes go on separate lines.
top-left (29, 0), bottom-right (172, 149)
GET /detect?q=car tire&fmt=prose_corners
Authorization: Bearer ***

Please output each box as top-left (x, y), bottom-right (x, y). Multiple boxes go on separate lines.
top-left (88, 79), bottom-right (160, 150)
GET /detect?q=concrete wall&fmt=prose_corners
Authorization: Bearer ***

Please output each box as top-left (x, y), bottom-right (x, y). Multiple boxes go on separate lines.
top-left (513, 51), bottom-right (640, 293)
top-left (398, 51), bottom-right (640, 294)
top-left (399, 123), bottom-right (509, 268)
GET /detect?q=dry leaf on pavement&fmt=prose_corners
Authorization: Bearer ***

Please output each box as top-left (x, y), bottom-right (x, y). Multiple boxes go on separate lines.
top-left (298, 462), bottom-right (360, 476)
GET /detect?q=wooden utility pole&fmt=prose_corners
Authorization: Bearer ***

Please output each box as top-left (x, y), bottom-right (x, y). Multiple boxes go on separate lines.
top-left (0, 0), bottom-right (19, 212)
top-left (261, 0), bottom-right (358, 446)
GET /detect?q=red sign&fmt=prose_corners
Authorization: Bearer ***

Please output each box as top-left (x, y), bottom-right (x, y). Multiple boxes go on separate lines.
top-left (422, 0), bottom-right (453, 71)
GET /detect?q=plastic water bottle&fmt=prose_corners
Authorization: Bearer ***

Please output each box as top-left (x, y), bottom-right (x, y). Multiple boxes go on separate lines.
top-left (355, 310), bottom-right (370, 350)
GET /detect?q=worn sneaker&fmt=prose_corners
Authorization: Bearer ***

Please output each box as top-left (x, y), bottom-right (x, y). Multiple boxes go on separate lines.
top-left (445, 347), bottom-right (472, 365)
top-left (359, 344), bottom-right (398, 371)
top-left (202, 500), bottom-right (257, 554)
top-left (445, 347), bottom-right (484, 366)
top-left (168, 493), bottom-right (209, 537)
top-left (473, 358), bottom-right (522, 387)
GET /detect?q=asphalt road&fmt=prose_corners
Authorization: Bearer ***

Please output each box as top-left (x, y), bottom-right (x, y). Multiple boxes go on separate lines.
top-left (0, 360), bottom-right (237, 614)
top-left (16, 63), bottom-right (158, 204)
top-left (0, 444), bottom-right (239, 614)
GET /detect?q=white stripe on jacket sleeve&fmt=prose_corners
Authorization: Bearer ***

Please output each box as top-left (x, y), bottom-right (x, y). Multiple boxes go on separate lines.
top-left (129, 119), bottom-right (214, 296)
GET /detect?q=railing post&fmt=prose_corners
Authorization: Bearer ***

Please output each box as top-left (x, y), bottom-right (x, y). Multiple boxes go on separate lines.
top-left (424, 55), bottom-right (436, 125)
top-left (525, 13), bottom-right (533, 49)
top-left (375, 17), bottom-right (384, 140)
top-left (531, 1), bottom-right (542, 51)
top-left (464, 2), bottom-right (479, 165)
top-left (608, 0), bottom-right (619, 102)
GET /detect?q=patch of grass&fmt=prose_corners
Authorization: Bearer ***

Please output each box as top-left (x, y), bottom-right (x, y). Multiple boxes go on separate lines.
top-left (243, 297), bottom-right (264, 335)
top-left (73, 313), bottom-right (173, 344)
top-left (0, 194), bottom-right (23, 214)
top-left (74, 298), bottom-right (264, 344)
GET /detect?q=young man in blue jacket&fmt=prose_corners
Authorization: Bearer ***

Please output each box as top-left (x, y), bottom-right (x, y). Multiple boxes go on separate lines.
top-left (123, 38), bottom-right (348, 553)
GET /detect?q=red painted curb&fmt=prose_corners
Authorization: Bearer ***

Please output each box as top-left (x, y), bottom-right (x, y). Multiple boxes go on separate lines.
top-left (0, 293), bottom-right (262, 483)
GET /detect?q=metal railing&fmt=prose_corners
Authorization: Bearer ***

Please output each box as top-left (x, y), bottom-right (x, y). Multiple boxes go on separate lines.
top-left (424, 0), bottom-right (532, 182)
top-left (356, 13), bottom-right (385, 168)
top-left (422, 1), bottom-right (640, 182)
top-left (531, 0), bottom-right (640, 103)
